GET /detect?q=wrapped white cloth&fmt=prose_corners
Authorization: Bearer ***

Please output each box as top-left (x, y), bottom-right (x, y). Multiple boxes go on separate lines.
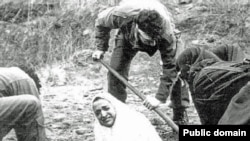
top-left (92, 93), bottom-right (162, 141)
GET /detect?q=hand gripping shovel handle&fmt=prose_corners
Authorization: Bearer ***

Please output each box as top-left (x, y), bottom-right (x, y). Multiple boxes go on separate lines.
top-left (99, 60), bottom-right (179, 133)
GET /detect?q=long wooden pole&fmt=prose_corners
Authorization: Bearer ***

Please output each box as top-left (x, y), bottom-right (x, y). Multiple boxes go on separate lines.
top-left (99, 60), bottom-right (179, 133)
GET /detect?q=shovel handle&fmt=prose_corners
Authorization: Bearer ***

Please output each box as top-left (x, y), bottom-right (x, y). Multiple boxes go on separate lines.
top-left (99, 59), bottom-right (179, 133)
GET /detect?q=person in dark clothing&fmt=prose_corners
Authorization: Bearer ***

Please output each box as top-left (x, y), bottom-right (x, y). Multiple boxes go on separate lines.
top-left (167, 44), bottom-right (245, 124)
top-left (92, 0), bottom-right (188, 124)
top-left (175, 47), bottom-right (250, 124)
top-left (145, 45), bottom-right (250, 125)
top-left (0, 66), bottom-right (46, 141)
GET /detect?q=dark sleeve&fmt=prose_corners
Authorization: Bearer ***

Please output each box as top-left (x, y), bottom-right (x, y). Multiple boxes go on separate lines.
top-left (95, 26), bottom-right (112, 51)
top-left (211, 45), bottom-right (228, 61)
top-left (155, 39), bottom-right (178, 103)
top-left (212, 45), bottom-right (244, 62)
top-left (176, 51), bottom-right (190, 81)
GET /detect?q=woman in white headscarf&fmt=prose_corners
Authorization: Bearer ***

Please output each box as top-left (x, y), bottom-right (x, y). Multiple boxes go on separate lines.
top-left (92, 93), bottom-right (162, 141)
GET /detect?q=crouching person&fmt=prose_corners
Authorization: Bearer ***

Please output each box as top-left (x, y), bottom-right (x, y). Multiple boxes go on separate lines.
top-left (174, 47), bottom-right (250, 124)
top-left (144, 46), bottom-right (250, 125)
top-left (0, 66), bottom-right (46, 141)
top-left (92, 93), bottom-right (162, 141)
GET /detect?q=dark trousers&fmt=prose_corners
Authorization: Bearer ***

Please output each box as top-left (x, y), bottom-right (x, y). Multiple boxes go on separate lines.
top-left (170, 78), bottom-right (190, 109)
top-left (108, 33), bottom-right (137, 102)
top-left (0, 95), bottom-right (46, 141)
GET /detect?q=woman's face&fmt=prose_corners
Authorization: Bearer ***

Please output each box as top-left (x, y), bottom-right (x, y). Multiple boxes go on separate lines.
top-left (93, 99), bottom-right (116, 127)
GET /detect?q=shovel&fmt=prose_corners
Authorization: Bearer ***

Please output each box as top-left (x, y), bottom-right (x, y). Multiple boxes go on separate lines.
top-left (99, 59), bottom-right (179, 133)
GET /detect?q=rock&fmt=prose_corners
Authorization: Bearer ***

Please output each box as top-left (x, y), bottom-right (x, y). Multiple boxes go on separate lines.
top-left (77, 107), bottom-right (83, 110)
top-left (150, 118), bottom-right (165, 125)
top-left (89, 86), bottom-right (103, 92)
top-left (148, 77), bottom-right (154, 81)
top-left (75, 129), bottom-right (85, 135)
top-left (62, 121), bottom-right (71, 128)
top-left (51, 123), bottom-right (63, 129)
top-left (178, 0), bottom-right (192, 5)
top-left (51, 121), bottom-right (71, 129)
top-left (141, 88), bottom-right (151, 94)
top-left (83, 29), bottom-right (92, 35)
top-left (53, 104), bottom-right (64, 110)
top-left (53, 114), bottom-right (66, 122)
top-left (82, 118), bottom-right (92, 124)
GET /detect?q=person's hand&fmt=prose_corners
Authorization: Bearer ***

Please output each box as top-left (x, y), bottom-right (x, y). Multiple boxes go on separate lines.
top-left (143, 96), bottom-right (163, 110)
top-left (92, 50), bottom-right (105, 61)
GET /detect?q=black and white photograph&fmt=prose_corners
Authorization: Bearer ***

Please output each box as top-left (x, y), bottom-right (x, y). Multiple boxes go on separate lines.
top-left (0, 0), bottom-right (250, 140)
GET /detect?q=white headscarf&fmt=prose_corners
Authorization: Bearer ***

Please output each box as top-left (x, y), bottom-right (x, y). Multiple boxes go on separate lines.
top-left (92, 93), bottom-right (162, 141)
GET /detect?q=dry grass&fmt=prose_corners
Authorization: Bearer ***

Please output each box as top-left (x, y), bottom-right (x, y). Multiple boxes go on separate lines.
top-left (0, 0), bottom-right (104, 68)
top-left (0, 0), bottom-right (249, 68)
top-left (176, 0), bottom-right (250, 51)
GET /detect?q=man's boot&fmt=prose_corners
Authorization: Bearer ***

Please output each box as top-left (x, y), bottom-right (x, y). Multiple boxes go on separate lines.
top-left (173, 108), bottom-right (189, 125)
